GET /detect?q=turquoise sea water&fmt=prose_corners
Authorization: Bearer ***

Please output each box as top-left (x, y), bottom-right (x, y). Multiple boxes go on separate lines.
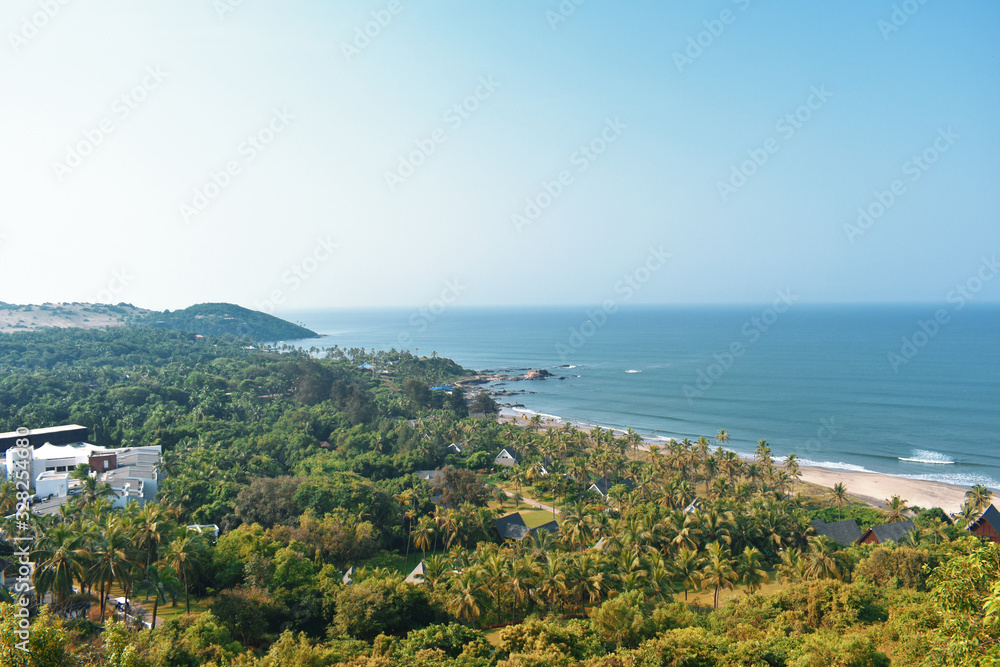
top-left (282, 305), bottom-right (1000, 490)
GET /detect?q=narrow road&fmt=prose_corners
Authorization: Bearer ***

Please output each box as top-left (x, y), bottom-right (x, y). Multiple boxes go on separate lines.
top-left (503, 490), bottom-right (560, 515)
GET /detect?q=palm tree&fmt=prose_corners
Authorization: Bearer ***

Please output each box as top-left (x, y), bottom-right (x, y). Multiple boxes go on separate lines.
top-left (966, 484), bottom-right (993, 514)
top-left (134, 503), bottom-right (170, 570)
top-left (56, 501), bottom-right (80, 525)
top-left (561, 501), bottom-right (594, 550)
top-left (709, 478), bottom-right (730, 501)
top-left (673, 547), bottom-right (703, 601)
top-left (736, 546), bottom-right (768, 593)
top-left (669, 514), bottom-right (702, 552)
top-left (784, 453), bottom-right (801, 482)
top-left (694, 436), bottom-right (712, 462)
top-left (0, 481), bottom-right (17, 516)
top-left (161, 528), bottom-right (207, 615)
top-left (958, 501), bottom-right (979, 529)
top-left (34, 524), bottom-right (91, 606)
top-left (831, 482), bottom-right (848, 521)
top-left (449, 568), bottom-right (485, 627)
top-left (507, 555), bottom-right (535, 622)
top-left (700, 508), bottom-right (733, 546)
top-left (135, 564), bottom-right (181, 630)
top-left (884, 495), bottom-right (909, 523)
top-left (439, 509), bottom-right (461, 550)
top-left (480, 550), bottom-right (507, 624)
top-left (644, 552), bottom-right (674, 601)
top-left (927, 518), bottom-right (951, 545)
top-left (903, 527), bottom-right (925, 548)
top-left (528, 527), bottom-right (556, 554)
top-left (413, 515), bottom-right (435, 560)
top-left (715, 429), bottom-right (729, 448)
top-left (398, 491), bottom-right (418, 574)
top-left (805, 536), bottom-right (845, 581)
top-left (422, 554), bottom-right (451, 592)
top-left (701, 541), bottom-right (738, 610)
top-left (776, 549), bottom-right (807, 584)
top-left (528, 414), bottom-right (542, 433)
top-left (671, 480), bottom-right (696, 511)
top-left (510, 468), bottom-right (528, 509)
top-left (754, 440), bottom-right (772, 468)
top-left (536, 552), bottom-right (569, 613)
top-left (78, 475), bottom-right (116, 509)
top-left (69, 463), bottom-right (91, 482)
top-left (89, 517), bottom-right (136, 621)
top-left (721, 450), bottom-right (742, 485)
top-left (702, 456), bottom-right (720, 493)
top-left (570, 552), bottom-right (606, 613)
top-left (625, 428), bottom-right (643, 460)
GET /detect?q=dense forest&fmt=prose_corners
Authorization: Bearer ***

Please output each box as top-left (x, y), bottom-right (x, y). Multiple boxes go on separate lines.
top-left (0, 326), bottom-right (998, 666)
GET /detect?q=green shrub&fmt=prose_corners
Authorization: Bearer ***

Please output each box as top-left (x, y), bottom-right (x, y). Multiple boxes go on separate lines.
top-left (853, 545), bottom-right (932, 590)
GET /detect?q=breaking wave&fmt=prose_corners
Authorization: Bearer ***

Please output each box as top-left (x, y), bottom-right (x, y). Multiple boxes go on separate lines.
top-left (899, 449), bottom-right (955, 464)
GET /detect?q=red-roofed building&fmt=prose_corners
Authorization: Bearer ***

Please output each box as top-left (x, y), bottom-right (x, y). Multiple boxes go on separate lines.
top-left (968, 504), bottom-right (1000, 544)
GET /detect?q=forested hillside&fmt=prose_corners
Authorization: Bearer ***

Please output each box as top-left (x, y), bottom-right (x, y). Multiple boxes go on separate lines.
top-left (136, 303), bottom-right (318, 340)
top-left (0, 328), bottom-right (997, 666)
top-left (0, 302), bottom-right (318, 340)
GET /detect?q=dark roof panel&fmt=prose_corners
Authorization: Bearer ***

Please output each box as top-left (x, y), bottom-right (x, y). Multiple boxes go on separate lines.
top-left (970, 504), bottom-right (1000, 533)
top-left (494, 512), bottom-right (530, 541)
top-left (867, 520), bottom-right (916, 544)
top-left (810, 518), bottom-right (862, 546)
top-left (531, 520), bottom-right (559, 536)
top-left (590, 477), bottom-right (636, 497)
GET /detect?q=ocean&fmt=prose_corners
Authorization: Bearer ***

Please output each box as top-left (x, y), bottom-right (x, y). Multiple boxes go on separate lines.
top-left (281, 305), bottom-right (1000, 490)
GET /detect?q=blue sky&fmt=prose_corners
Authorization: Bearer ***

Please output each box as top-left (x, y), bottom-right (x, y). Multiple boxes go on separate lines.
top-left (1, 0), bottom-right (998, 310)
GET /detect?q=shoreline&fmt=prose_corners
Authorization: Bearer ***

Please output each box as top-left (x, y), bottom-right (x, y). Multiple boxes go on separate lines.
top-left (496, 409), bottom-right (971, 516)
top-left (796, 465), bottom-right (968, 516)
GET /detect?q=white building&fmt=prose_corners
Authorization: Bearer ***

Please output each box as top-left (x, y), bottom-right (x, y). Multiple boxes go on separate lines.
top-left (5, 440), bottom-right (163, 507)
top-left (34, 470), bottom-right (70, 498)
top-left (5, 441), bottom-right (106, 484)
top-left (99, 447), bottom-right (163, 506)
top-left (494, 446), bottom-right (521, 467)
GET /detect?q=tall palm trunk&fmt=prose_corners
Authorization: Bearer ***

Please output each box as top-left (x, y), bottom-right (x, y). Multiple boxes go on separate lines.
top-left (183, 567), bottom-right (190, 615)
top-left (403, 520), bottom-right (412, 574)
top-left (98, 579), bottom-right (107, 621)
top-left (124, 578), bottom-right (136, 624)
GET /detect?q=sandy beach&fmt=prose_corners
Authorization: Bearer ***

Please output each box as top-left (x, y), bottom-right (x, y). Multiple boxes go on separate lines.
top-left (798, 465), bottom-right (968, 516)
top-left (497, 409), bottom-right (971, 515)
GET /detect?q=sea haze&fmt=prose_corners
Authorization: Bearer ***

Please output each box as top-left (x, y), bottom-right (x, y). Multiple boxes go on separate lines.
top-left (281, 305), bottom-right (1000, 491)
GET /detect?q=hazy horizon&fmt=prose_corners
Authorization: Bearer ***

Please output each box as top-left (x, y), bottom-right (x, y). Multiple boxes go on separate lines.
top-left (2, 1), bottom-right (998, 311)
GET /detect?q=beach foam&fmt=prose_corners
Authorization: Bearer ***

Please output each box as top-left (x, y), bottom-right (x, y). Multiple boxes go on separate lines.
top-left (900, 471), bottom-right (1000, 489)
top-left (898, 449), bottom-right (956, 464)
top-left (511, 407), bottom-right (563, 422)
top-left (795, 458), bottom-right (873, 473)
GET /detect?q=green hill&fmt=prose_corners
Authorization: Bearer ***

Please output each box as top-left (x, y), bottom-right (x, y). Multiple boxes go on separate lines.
top-left (0, 301), bottom-right (319, 340)
top-left (138, 303), bottom-right (318, 340)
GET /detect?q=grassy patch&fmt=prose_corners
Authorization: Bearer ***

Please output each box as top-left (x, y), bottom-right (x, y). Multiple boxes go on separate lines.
top-left (673, 570), bottom-right (786, 610)
top-left (483, 627), bottom-right (504, 646)
top-left (519, 509), bottom-right (557, 528)
top-left (154, 597), bottom-right (213, 623)
top-left (489, 499), bottom-right (559, 528)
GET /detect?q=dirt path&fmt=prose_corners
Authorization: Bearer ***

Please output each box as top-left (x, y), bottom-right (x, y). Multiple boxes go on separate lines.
top-left (503, 489), bottom-right (560, 515)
